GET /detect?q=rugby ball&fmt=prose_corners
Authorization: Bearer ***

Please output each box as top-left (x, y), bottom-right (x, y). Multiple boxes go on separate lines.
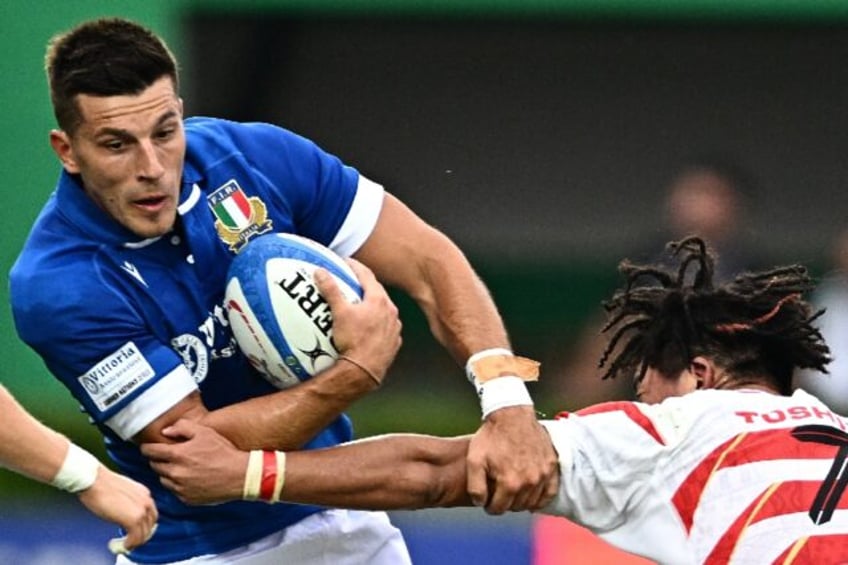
top-left (225, 233), bottom-right (362, 389)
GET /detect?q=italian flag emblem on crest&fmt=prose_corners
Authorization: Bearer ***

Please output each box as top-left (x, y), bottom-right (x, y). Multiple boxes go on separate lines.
top-left (208, 180), bottom-right (273, 252)
top-left (213, 185), bottom-right (253, 230)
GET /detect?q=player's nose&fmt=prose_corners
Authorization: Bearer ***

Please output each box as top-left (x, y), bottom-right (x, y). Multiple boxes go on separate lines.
top-left (136, 140), bottom-right (166, 182)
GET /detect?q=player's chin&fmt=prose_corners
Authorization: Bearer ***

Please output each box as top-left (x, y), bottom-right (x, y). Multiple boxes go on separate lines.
top-left (125, 209), bottom-right (177, 239)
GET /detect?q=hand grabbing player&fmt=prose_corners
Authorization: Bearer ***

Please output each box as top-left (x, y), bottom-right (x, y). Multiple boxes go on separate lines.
top-left (467, 405), bottom-right (559, 514)
top-left (143, 419), bottom-right (245, 506)
top-left (79, 466), bottom-right (159, 554)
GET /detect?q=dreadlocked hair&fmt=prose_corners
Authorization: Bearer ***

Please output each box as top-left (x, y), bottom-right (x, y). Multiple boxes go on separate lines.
top-left (598, 236), bottom-right (831, 395)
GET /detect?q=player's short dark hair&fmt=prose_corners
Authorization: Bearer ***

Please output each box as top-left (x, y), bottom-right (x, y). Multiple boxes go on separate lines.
top-left (599, 236), bottom-right (831, 395)
top-left (45, 17), bottom-right (179, 133)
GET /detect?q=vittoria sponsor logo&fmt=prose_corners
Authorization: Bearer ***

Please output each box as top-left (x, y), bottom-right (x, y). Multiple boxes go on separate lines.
top-left (208, 180), bottom-right (273, 252)
top-left (77, 342), bottom-right (155, 411)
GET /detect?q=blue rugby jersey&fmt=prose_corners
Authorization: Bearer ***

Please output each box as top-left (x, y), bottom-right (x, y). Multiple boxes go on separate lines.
top-left (9, 117), bottom-right (385, 563)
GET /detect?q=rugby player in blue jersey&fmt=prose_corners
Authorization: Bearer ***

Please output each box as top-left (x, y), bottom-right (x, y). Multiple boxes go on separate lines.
top-left (9, 17), bottom-right (557, 564)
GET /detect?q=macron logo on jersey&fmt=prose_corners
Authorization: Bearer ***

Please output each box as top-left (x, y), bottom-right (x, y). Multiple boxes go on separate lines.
top-left (121, 261), bottom-right (148, 287)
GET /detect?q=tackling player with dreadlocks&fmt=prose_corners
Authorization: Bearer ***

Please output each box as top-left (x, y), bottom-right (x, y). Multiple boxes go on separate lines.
top-left (144, 237), bottom-right (848, 564)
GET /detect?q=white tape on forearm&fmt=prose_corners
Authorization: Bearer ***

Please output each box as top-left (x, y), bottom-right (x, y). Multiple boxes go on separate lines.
top-left (51, 443), bottom-right (100, 493)
top-left (477, 376), bottom-right (534, 419)
top-left (465, 348), bottom-right (514, 383)
top-left (466, 348), bottom-right (540, 386)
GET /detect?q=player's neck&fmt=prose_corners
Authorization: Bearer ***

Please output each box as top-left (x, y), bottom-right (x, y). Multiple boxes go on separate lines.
top-left (722, 379), bottom-right (778, 394)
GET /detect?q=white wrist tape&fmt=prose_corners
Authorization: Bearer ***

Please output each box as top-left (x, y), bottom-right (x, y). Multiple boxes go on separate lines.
top-left (51, 443), bottom-right (100, 493)
top-left (477, 376), bottom-right (534, 419)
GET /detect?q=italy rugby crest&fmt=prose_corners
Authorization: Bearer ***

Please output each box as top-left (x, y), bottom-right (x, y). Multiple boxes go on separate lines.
top-left (208, 180), bottom-right (273, 252)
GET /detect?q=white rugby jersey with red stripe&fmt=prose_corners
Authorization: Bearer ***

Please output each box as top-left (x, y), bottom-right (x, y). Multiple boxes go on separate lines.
top-left (539, 388), bottom-right (848, 564)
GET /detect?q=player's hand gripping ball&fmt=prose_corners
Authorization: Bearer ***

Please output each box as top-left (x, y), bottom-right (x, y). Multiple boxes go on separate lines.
top-left (225, 233), bottom-right (363, 389)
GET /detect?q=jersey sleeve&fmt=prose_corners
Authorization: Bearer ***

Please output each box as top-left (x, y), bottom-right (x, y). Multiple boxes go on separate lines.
top-left (223, 121), bottom-right (384, 256)
top-left (11, 259), bottom-right (197, 441)
top-left (540, 399), bottom-right (698, 531)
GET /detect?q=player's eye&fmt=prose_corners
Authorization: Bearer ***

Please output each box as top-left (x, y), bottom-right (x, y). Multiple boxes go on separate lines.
top-left (103, 139), bottom-right (124, 151)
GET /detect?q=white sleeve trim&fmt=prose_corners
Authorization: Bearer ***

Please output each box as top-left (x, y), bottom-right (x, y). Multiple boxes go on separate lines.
top-left (329, 175), bottom-right (384, 257)
top-left (105, 365), bottom-right (198, 440)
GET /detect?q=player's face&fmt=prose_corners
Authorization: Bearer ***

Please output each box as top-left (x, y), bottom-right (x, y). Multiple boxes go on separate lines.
top-left (635, 366), bottom-right (698, 404)
top-left (50, 77), bottom-right (185, 239)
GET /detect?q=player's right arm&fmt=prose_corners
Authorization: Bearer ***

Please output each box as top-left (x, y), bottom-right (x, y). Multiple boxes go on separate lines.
top-left (136, 259), bottom-right (401, 450)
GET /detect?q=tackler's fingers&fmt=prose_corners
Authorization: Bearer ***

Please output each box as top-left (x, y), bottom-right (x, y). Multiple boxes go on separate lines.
top-left (109, 524), bottom-right (157, 555)
top-left (160, 418), bottom-right (200, 440)
top-left (108, 536), bottom-right (130, 556)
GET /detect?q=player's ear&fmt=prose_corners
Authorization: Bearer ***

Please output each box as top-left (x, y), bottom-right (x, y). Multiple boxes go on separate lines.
top-left (689, 356), bottom-right (716, 389)
top-left (49, 130), bottom-right (80, 174)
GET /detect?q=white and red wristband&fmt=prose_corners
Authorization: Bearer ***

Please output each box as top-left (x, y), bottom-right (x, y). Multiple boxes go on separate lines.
top-left (465, 348), bottom-right (541, 419)
top-left (243, 450), bottom-right (287, 503)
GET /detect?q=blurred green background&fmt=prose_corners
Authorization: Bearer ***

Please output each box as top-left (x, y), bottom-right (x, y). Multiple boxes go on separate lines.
top-left (3, 0), bottom-right (848, 501)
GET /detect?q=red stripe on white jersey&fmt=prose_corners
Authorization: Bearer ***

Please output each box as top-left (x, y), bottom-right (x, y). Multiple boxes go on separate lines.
top-left (668, 425), bottom-right (848, 564)
top-left (771, 533), bottom-right (848, 564)
top-left (704, 481), bottom-right (848, 563)
top-left (557, 401), bottom-right (666, 445)
top-left (672, 428), bottom-right (838, 532)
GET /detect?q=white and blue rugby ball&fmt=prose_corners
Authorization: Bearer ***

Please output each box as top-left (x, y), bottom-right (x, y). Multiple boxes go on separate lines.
top-left (225, 233), bottom-right (363, 389)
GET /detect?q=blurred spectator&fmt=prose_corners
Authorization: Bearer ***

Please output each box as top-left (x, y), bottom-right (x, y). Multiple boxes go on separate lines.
top-left (649, 156), bottom-right (761, 281)
top-left (794, 228), bottom-right (848, 414)
top-left (553, 156), bottom-right (764, 410)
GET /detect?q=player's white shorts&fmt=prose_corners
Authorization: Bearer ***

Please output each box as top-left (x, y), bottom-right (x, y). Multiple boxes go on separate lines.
top-left (116, 509), bottom-right (411, 565)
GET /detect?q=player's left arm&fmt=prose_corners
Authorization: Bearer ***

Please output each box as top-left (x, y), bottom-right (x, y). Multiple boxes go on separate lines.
top-left (0, 384), bottom-right (157, 553)
top-left (353, 192), bottom-right (559, 514)
top-left (0, 384), bottom-right (70, 483)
